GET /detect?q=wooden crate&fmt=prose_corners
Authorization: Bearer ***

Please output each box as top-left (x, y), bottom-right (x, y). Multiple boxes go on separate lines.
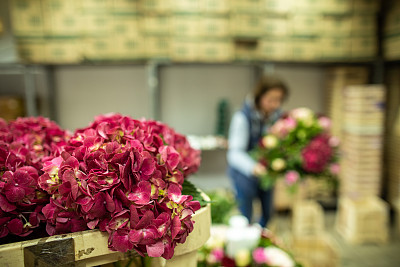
top-left (0, 203), bottom-right (211, 267)
top-left (335, 196), bottom-right (389, 244)
top-left (395, 199), bottom-right (400, 236)
top-left (290, 234), bottom-right (340, 267)
top-left (292, 200), bottom-right (324, 237)
top-left (273, 179), bottom-right (307, 211)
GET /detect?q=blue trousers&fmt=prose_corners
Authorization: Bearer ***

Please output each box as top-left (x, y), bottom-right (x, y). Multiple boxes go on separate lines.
top-left (228, 167), bottom-right (274, 227)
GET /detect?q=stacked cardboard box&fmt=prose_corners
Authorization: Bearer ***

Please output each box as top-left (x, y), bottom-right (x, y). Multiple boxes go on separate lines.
top-left (387, 107), bottom-right (400, 205)
top-left (384, 1), bottom-right (400, 60)
top-left (324, 67), bottom-right (369, 139)
top-left (10, 0), bottom-right (380, 63)
top-left (340, 85), bottom-right (385, 198)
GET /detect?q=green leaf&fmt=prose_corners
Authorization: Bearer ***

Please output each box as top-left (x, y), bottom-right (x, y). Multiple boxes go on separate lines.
top-left (182, 180), bottom-right (210, 207)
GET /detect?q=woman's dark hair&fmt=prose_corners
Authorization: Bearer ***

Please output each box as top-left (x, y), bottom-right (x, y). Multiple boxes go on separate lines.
top-left (253, 75), bottom-right (289, 109)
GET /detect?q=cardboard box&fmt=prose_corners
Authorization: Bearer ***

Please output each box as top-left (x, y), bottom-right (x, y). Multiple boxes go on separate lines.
top-left (113, 0), bottom-right (139, 13)
top-left (44, 37), bottom-right (82, 63)
top-left (145, 36), bottom-right (170, 59)
top-left (10, 0), bottom-right (44, 36)
top-left (230, 13), bottom-right (264, 37)
top-left (384, 35), bottom-right (400, 60)
top-left (172, 15), bottom-right (200, 36)
top-left (142, 14), bottom-right (171, 35)
top-left (171, 38), bottom-right (200, 61)
top-left (320, 37), bottom-right (351, 60)
top-left (352, 0), bottom-right (380, 13)
top-left (198, 39), bottom-right (233, 62)
top-left (264, 0), bottom-right (293, 13)
top-left (140, 0), bottom-right (171, 13)
top-left (201, 0), bottom-right (229, 14)
top-left (112, 35), bottom-right (144, 59)
top-left (294, 0), bottom-right (325, 12)
top-left (351, 14), bottom-right (376, 36)
top-left (199, 16), bottom-right (229, 37)
top-left (113, 15), bottom-right (141, 37)
top-left (16, 38), bottom-right (46, 63)
top-left (263, 15), bottom-right (291, 36)
top-left (230, 0), bottom-right (264, 13)
top-left (82, 13), bottom-right (114, 36)
top-left (258, 38), bottom-right (289, 60)
top-left (83, 37), bottom-right (114, 60)
top-left (384, 8), bottom-right (400, 36)
top-left (81, 0), bottom-right (113, 11)
top-left (173, 0), bottom-right (201, 13)
top-left (322, 0), bottom-right (352, 14)
top-left (42, 0), bottom-right (81, 36)
top-left (291, 13), bottom-right (321, 36)
top-left (321, 15), bottom-right (352, 36)
top-left (290, 37), bottom-right (320, 61)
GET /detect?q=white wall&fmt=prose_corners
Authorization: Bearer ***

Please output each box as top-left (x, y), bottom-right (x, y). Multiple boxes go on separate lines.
top-left (275, 65), bottom-right (325, 113)
top-left (54, 64), bottom-right (326, 133)
top-left (160, 65), bottom-right (255, 135)
top-left (56, 66), bottom-right (149, 131)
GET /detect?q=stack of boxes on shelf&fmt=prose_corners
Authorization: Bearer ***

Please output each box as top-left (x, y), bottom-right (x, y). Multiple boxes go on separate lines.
top-left (10, 0), bottom-right (380, 63)
top-left (290, 200), bottom-right (340, 267)
top-left (384, 0), bottom-right (400, 60)
top-left (386, 69), bottom-right (400, 208)
top-left (340, 85), bottom-right (385, 198)
top-left (335, 83), bottom-right (390, 244)
top-left (325, 67), bottom-right (369, 140)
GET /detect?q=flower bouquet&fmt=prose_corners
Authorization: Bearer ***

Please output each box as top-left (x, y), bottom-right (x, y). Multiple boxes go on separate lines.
top-left (198, 227), bottom-right (302, 267)
top-left (0, 114), bottom-right (205, 261)
top-left (252, 108), bottom-right (340, 191)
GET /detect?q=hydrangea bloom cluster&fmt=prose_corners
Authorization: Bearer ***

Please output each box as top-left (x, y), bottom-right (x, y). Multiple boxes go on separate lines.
top-left (0, 117), bottom-right (70, 238)
top-left (252, 108), bottom-right (339, 190)
top-left (38, 114), bottom-right (201, 259)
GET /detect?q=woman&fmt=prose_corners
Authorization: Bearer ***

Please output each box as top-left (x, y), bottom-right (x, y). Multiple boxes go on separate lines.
top-left (227, 75), bottom-right (289, 227)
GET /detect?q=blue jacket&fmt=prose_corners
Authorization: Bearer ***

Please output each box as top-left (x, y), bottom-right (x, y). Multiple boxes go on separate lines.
top-left (227, 97), bottom-right (281, 177)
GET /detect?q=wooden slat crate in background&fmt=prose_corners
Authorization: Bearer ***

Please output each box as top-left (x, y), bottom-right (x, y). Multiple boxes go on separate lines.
top-left (291, 200), bottom-right (324, 237)
top-left (335, 196), bottom-right (389, 244)
top-left (290, 234), bottom-right (340, 267)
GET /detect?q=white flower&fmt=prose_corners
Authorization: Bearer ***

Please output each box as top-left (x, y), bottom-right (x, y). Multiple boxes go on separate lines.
top-left (264, 247), bottom-right (295, 267)
top-left (262, 135), bottom-right (278, 149)
top-left (290, 107), bottom-right (314, 126)
top-left (235, 249), bottom-right (251, 267)
top-left (271, 158), bottom-right (286, 172)
top-left (205, 235), bottom-right (225, 249)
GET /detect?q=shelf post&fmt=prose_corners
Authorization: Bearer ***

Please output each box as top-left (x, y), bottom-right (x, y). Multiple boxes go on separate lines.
top-left (147, 61), bottom-right (161, 120)
top-left (23, 65), bottom-right (37, 117)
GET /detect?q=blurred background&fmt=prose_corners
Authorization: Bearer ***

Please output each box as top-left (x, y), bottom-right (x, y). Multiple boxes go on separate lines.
top-left (0, 0), bottom-right (400, 266)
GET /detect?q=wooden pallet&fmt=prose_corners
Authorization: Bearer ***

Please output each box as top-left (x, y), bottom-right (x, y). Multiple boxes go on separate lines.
top-left (0, 203), bottom-right (211, 267)
top-left (335, 196), bottom-right (389, 244)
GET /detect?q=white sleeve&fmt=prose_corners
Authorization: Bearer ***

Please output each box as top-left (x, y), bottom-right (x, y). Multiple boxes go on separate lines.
top-left (227, 112), bottom-right (257, 177)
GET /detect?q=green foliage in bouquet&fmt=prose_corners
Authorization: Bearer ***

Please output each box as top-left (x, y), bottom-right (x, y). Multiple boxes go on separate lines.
top-left (251, 108), bottom-right (340, 191)
top-left (206, 189), bottom-right (237, 225)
